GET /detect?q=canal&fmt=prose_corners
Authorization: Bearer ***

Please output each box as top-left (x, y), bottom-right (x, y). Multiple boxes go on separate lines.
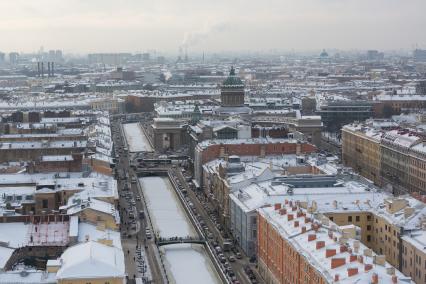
top-left (139, 176), bottom-right (221, 284)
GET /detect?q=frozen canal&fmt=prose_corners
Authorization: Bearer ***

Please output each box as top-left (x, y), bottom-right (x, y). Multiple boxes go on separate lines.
top-left (139, 176), bottom-right (221, 284)
top-left (123, 123), bottom-right (153, 152)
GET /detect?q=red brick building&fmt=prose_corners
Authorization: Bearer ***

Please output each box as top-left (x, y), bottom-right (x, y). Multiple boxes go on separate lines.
top-left (194, 138), bottom-right (317, 185)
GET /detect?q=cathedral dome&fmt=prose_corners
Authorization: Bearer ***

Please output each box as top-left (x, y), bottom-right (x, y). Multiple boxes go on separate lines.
top-left (222, 67), bottom-right (244, 88)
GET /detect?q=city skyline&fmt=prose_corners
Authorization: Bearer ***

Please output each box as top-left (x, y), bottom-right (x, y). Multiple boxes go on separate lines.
top-left (0, 0), bottom-right (425, 54)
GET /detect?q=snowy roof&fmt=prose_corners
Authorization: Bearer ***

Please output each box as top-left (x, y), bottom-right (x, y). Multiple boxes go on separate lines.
top-left (78, 222), bottom-right (122, 249)
top-left (258, 205), bottom-right (413, 283)
top-left (0, 246), bottom-right (14, 270)
top-left (0, 140), bottom-right (87, 150)
top-left (197, 137), bottom-right (300, 149)
top-left (66, 198), bottom-right (120, 225)
top-left (0, 270), bottom-right (56, 283)
top-left (56, 241), bottom-right (125, 280)
top-left (41, 155), bottom-right (74, 162)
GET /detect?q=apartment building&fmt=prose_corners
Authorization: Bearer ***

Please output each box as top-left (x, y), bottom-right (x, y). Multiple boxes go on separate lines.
top-left (257, 203), bottom-right (412, 284)
top-left (342, 123), bottom-right (383, 185)
top-left (342, 121), bottom-right (426, 194)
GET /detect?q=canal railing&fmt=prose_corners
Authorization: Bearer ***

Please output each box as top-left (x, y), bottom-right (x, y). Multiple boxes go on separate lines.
top-left (155, 236), bottom-right (206, 246)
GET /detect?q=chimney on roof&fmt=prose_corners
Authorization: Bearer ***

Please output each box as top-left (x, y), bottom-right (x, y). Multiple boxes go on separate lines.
top-left (349, 254), bottom-right (357, 262)
top-left (288, 214), bottom-right (294, 221)
top-left (374, 255), bottom-right (386, 266)
top-left (340, 244), bottom-right (348, 253)
top-left (274, 203), bottom-right (281, 210)
top-left (326, 248), bottom-right (336, 258)
top-left (334, 274), bottom-right (339, 282)
top-left (386, 267), bottom-right (395, 275)
top-left (353, 240), bottom-right (360, 253)
top-left (301, 226), bottom-right (306, 234)
top-left (308, 234), bottom-right (316, 242)
top-left (364, 248), bottom-right (373, 257)
top-left (331, 257), bottom-right (346, 269)
top-left (316, 241), bottom-right (325, 250)
top-left (347, 267), bottom-right (358, 277)
top-left (294, 220), bottom-right (299, 227)
top-left (279, 208), bottom-right (287, 215)
top-left (358, 255), bottom-right (363, 264)
top-left (364, 263), bottom-right (373, 272)
top-left (391, 275), bottom-right (398, 284)
top-left (312, 222), bottom-right (320, 232)
top-left (371, 273), bottom-right (379, 284)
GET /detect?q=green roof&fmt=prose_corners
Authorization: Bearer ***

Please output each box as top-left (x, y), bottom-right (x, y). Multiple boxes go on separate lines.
top-left (222, 67), bottom-right (244, 87)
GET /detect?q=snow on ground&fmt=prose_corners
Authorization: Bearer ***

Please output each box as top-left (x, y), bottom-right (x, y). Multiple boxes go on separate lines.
top-left (0, 246), bottom-right (14, 270)
top-left (163, 244), bottom-right (221, 284)
top-left (139, 176), bottom-right (221, 284)
top-left (0, 223), bottom-right (29, 248)
top-left (139, 176), bottom-right (195, 238)
top-left (123, 123), bottom-right (153, 152)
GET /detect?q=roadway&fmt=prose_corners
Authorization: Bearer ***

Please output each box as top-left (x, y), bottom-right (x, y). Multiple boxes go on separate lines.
top-left (112, 118), bottom-right (166, 284)
top-left (169, 167), bottom-right (259, 284)
top-left (113, 115), bottom-right (260, 284)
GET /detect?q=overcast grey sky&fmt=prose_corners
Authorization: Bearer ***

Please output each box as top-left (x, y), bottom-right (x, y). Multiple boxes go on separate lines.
top-left (0, 0), bottom-right (425, 54)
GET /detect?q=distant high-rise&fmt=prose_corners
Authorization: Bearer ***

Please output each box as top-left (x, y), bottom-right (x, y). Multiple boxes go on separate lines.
top-left (367, 50), bottom-right (384, 61)
top-left (55, 50), bottom-right (63, 62)
top-left (0, 52), bottom-right (5, 64)
top-left (48, 50), bottom-right (56, 61)
top-left (413, 49), bottom-right (426, 62)
top-left (9, 52), bottom-right (19, 65)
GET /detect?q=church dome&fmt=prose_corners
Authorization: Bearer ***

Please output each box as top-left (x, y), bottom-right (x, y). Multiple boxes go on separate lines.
top-left (222, 67), bottom-right (244, 88)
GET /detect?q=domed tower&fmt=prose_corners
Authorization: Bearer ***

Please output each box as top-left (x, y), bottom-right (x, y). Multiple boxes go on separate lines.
top-left (220, 67), bottom-right (245, 107)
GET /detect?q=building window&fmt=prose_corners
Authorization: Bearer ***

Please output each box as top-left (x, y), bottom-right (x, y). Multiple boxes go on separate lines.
top-left (329, 217), bottom-right (333, 221)
top-left (355, 216), bottom-right (360, 222)
top-left (367, 225), bottom-right (371, 231)
top-left (348, 216), bottom-right (352, 222)
top-left (42, 199), bottom-right (48, 209)
top-left (367, 235), bottom-right (371, 242)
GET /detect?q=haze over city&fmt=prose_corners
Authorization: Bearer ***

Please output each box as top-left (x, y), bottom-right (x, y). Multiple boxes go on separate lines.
top-left (1, 1), bottom-right (426, 284)
top-left (1, 0), bottom-right (426, 53)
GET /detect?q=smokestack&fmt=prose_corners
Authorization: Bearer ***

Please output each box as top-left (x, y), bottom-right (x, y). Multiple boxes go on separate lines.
top-left (47, 62), bottom-right (51, 78)
top-left (41, 62), bottom-right (44, 78)
top-left (51, 62), bottom-right (54, 77)
top-left (37, 62), bottom-right (40, 77)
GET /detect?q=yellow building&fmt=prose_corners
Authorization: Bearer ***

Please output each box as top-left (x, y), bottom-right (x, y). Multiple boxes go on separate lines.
top-left (66, 199), bottom-right (120, 230)
top-left (401, 230), bottom-right (426, 283)
top-left (324, 198), bottom-right (420, 272)
top-left (342, 124), bottom-right (383, 186)
top-left (90, 98), bottom-right (124, 114)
